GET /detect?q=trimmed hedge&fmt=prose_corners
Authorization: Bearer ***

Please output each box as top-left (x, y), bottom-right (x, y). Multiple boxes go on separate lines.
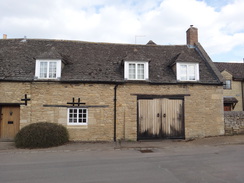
top-left (15, 122), bottom-right (69, 148)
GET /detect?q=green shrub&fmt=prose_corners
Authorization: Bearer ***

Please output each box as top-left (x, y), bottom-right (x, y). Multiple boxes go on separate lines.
top-left (15, 122), bottom-right (69, 148)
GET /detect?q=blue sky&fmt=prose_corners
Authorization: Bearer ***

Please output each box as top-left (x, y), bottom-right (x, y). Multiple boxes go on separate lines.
top-left (201, 0), bottom-right (234, 11)
top-left (0, 0), bottom-right (243, 62)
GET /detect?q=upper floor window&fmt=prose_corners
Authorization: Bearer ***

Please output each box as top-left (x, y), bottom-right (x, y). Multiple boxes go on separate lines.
top-left (35, 60), bottom-right (61, 79)
top-left (124, 61), bottom-right (149, 80)
top-left (223, 80), bottom-right (231, 89)
top-left (176, 63), bottom-right (199, 81)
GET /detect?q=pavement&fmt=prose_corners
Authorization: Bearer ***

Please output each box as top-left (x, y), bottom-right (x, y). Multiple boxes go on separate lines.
top-left (0, 135), bottom-right (244, 153)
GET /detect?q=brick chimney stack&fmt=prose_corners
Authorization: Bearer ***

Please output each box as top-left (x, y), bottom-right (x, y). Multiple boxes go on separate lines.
top-left (3, 34), bottom-right (7, 39)
top-left (186, 25), bottom-right (198, 47)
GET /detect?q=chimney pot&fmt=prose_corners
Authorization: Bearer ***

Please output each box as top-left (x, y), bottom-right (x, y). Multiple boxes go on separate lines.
top-left (3, 34), bottom-right (7, 39)
top-left (186, 25), bottom-right (198, 47)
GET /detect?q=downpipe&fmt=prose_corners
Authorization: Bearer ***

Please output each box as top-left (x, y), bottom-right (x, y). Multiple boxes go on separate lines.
top-left (114, 84), bottom-right (119, 142)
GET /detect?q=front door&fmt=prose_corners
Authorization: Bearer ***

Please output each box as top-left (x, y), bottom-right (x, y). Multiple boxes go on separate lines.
top-left (0, 106), bottom-right (20, 140)
top-left (224, 104), bottom-right (231, 111)
top-left (138, 98), bottom-right (184, 140)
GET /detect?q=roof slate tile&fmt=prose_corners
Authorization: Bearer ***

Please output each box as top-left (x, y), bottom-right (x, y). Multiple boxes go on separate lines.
top-left (0, 39), bottom-right (221, 84)
top-left (215, 62), bottom-right (244, 80)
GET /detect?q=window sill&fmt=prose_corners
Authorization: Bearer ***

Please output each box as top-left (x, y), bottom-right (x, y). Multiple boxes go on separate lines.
top-left (67, 125), bottom-right (88, 129)
top-left (34, 78), bottom-right (60, 80)
top-left (124, 79), bottom-right (150, 82)
top-left (177, 80), bottom-right (200, 83)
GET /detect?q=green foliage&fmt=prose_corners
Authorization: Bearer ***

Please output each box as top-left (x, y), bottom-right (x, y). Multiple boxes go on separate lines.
top-left (15, 122), bottom-right (69, 148)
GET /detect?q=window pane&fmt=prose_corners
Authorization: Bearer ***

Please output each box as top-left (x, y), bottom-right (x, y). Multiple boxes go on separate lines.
top-left (224, 80), bottom-right (231, 89)
top-left (40, 62), bottom-right (48, 78)
top-left (137, 64), bottom-right (144, 79)
top-left (188, 65), bottom-right (195, 80)
top-left (68, 108), bottom-right (87, 124)
top-left (49, 62), bottom-right (57, 78)
top-left (180, 65), bottom-right (187, 80)
top-left (129, 64), bottom-right (136, 79)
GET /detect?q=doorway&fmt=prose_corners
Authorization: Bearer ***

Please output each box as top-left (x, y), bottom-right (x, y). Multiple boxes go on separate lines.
top-left (0, 106), bottom-right (20, 140)
top-left (138, 98), bottom-right (184, 140)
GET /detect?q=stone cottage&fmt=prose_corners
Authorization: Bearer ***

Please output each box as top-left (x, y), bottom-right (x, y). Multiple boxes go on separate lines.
top-left (215, 62), bottom-right (244, 111)
top-left (0, 26), bottom-right (224, 141)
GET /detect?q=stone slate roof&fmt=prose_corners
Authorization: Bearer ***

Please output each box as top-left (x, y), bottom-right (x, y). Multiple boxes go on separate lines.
top-left (0, 38), bottom-right (222, 84)
top-left (214, 62), bottom-right (244, 80)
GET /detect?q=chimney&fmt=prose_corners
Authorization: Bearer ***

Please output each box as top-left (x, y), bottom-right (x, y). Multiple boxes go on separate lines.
top-left (186, 25), bottom-right (198, 47)
top-left (3, 34), bottom-right (7, 39)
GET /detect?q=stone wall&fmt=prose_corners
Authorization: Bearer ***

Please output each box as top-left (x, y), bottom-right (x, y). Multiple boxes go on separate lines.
top-left (0, 82), bottom-right (115, 141)
top-left (116, 84), bottom-right (224, 140)
top-left (0, 82), bottom-right (224, 141)
top-left (224, 111), bottom-right (244, 135)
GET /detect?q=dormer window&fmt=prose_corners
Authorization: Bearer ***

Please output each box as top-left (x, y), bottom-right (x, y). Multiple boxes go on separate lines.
top-left (124, 61), bottom-right (149, 80)
top-left (176, 62), bottom-right (199, 81)
top-left (35, 60), bottom-right (61, 79)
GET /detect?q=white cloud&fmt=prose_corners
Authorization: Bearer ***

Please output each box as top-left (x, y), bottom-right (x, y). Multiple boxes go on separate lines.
top-left (0, 0), bottom-right (244, 61)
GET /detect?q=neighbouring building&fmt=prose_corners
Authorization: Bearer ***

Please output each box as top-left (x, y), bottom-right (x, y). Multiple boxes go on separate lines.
top-left (0, 26), bottom-right (224, 141)
top-left (215, 62), bottom-right (244, 111)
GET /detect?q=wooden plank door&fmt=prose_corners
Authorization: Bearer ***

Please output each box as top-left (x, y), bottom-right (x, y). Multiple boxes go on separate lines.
top-left (138, 99), bottom-right (161, 138)
top-left (0, 106), bottom-right (20, 140)
top-left (162, 99), bottom-right (184, 138)
top-left (138, 98), bottom-right (184, 140)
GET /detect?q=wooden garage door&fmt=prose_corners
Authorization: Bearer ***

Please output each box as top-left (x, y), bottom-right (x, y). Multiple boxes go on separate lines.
top-left (138, 98), bottom-right (184, 139)
top-left (0, 106), bottom-right (20, 140)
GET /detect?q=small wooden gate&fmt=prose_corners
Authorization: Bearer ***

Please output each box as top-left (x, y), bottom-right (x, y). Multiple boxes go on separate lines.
top-left (138, 98), bottom-right (184, 139)
top-left (0, 106), bottom-right (20, 140)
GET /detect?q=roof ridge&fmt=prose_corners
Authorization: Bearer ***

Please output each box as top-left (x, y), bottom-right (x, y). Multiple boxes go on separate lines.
top-left (0, 38), bottom-right (187, 47)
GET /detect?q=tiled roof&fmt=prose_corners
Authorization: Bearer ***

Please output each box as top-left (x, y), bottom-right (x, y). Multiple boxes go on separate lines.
top-left (214, 62), bottom-right (244, 80)
top-left (224, 96), bottom-right (238, 104)
top-left (0, 38), bottom-right (221, 84)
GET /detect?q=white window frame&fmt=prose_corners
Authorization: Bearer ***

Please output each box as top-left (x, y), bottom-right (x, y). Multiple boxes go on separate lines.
top-left (124, 61), bottom-right (149, 80)
top-left (223, 80), bottom-right (231, 89)
top-left (176, 62), bottom-right (199, 81)
top-left (35, 59), bottom-right (61, 79)
top-left (67, 108), bottom-right (88, 125)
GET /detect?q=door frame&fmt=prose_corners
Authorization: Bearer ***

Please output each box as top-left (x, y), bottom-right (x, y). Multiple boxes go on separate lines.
top-left (137, 94), bottom-right (186, 140)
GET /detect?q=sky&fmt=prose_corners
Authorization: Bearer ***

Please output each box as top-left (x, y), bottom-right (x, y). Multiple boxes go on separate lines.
top-left (0, 0), bottom-right (244, 63)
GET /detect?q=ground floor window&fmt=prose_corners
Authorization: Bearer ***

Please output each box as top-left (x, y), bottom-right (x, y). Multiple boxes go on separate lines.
top-left (68, 108), bottom-right (88, 125)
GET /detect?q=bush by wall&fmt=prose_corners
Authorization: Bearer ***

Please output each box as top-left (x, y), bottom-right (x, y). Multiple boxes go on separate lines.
top-left (15, 122), bottom-right (69, 148)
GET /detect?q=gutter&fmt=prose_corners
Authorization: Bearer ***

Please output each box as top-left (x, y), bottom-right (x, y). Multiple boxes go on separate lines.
top-left (114, 84), bottom-right (119, 142)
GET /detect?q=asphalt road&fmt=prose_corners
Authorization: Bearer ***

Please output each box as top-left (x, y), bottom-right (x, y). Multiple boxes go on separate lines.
top-left (0, 144), bottom-right (244, 183)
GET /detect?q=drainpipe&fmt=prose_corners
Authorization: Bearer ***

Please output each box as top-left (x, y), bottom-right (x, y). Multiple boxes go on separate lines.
top-left (114, 84), bottom-right (119, 142)
top-left (242, 80), bottom-right (244, 111)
